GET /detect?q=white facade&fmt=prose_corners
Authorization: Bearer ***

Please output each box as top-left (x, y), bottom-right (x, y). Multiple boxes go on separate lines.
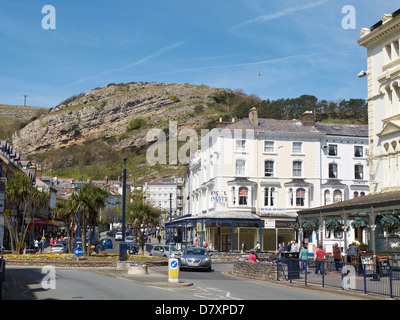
top-left (143, 178), bottom-right (183, 215)
top-left (358, 10), bottom-right (400, 193)
top-left (184, 109), bottom-right (369, 251)
top-left (320, 133), bottom-right (370, 205)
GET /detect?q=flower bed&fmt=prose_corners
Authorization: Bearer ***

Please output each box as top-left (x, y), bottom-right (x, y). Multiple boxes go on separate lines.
top-left (2, 253), bottom-right (168, 268)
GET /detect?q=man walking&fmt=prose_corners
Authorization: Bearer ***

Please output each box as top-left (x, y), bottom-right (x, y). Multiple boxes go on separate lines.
top-left (314, 245), bottom-right (327, 275)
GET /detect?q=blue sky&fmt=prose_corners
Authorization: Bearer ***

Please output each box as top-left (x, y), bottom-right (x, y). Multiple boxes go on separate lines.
top-left (0, 0), bottom-right (398, 108)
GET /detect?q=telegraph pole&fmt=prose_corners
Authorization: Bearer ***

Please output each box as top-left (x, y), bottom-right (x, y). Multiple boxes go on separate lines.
top-left (23, 95), bottom-right (28, 106)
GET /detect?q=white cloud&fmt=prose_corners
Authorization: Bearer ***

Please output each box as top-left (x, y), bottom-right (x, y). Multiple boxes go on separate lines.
top-left (231, 0), bottom-right (329, 30)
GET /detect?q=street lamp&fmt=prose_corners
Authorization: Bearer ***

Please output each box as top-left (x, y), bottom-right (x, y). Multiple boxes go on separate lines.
top-left (169, 193), bottom-right (172, 257)
top-left (119, 158), bottom-right (127, 261)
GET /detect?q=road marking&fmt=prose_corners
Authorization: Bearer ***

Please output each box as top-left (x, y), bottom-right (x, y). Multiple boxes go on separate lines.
top-left (192, 286), bottom-right (242, 300)
top-left (148, 285), bottom-right (176, 292)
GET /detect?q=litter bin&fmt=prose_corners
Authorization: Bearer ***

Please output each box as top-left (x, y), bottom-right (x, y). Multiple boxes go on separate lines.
top-left (282, 252), bottom-right (300, 279)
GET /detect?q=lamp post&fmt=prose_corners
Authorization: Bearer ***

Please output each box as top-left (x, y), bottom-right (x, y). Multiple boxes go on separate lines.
top-left (119, 158), bottom-right (127, 261)
top-left (169, 193), bottom-right (172, 257)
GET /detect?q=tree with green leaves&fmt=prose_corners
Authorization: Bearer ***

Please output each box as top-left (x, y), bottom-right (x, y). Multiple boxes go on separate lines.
top-left (4, 172), bottom-right (48, 254)
top-left (70, 182), bottom-right (109, 256)
top-left (53, 200), bottom-right (77, 252)
top-left (126, 193), bottom-right (161, 255)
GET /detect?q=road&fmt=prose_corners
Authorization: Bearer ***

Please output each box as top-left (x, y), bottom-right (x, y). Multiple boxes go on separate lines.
top-left (4, 233), bottom-right (374, 302)
top-left (3, 263), bottom-right (370, 301)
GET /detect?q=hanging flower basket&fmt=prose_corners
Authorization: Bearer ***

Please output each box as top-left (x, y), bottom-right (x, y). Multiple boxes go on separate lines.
top-left (380, 214), bottom-right (400, 234)
top-left (325, 219), bottom-right (344, 233)
top-left (351, 217), bottom-right (368, 229)
top-left (302, 220), bottom-right (318, 232)
top-left (293, 222), bottom-right (300, 231)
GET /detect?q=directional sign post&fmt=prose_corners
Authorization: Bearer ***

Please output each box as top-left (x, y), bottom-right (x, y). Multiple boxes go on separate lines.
top-left (0, 178), bottom-right (6, 214)
top-left (168, 258), bottom-right (179, 283)
top-left (74, 247), bottom-right (83, 261)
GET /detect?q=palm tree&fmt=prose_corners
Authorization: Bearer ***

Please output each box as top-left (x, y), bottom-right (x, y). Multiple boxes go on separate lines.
top-left (30, 186), bottom-right (50, 243)
top-left (70, 182), bottom-right (109, 256)
top-left (126, 201), bottom-right (161, 255)
top-left (4, 172), bottom-right (34, 254)
top-left (53, 200), bottom-right (76, 252)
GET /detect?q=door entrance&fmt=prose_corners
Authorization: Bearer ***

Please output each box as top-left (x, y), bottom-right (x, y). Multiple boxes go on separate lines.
top-left (222, 235), bottom-right (231, 252)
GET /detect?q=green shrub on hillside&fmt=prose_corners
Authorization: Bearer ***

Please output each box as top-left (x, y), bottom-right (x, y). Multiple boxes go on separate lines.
top-left (127, 118), bottom-right (146, 132)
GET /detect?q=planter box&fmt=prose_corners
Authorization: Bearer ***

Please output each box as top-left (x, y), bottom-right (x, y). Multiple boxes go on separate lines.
top-left (127, 264), bottom-right (148, 275)
top-left (233, 260), bottom-right (278, 281)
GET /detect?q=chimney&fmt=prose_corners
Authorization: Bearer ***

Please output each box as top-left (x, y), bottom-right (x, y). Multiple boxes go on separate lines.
top-left (301, 110), bottom-right (315, 126)
top-left (249, 107), bottom-right (258, 126)
top-left (36, 163), bottom-right (42, 180)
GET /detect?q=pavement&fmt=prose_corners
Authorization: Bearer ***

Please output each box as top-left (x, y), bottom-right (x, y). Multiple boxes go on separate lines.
top-left (92, 266), bottom-right (194, 287)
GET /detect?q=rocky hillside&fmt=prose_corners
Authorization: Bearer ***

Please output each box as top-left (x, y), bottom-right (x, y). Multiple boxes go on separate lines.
top-left (0, 104), bottom-right (48, 140)
top-left (0, 104), bottom-right (47, 120)
top-left (12, 82), bottom-right (228, 155)
top-left (11, 82), bottom-right (253, 181)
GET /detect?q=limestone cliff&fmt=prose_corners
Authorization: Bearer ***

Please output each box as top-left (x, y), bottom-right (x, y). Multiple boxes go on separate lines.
top-left (12, 82), bottom-right (225, 155)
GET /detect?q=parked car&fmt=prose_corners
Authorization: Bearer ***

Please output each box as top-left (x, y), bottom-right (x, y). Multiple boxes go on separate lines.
top-left (115, 232), bottom-right (123, 241)
top-left (50, 244), bottom-right (66, 254)
top-left (125, 236), bottom-right (135, 244)
top-left (101, 238), bottom-right (113, 249)
top-left (150, 245), bottom-right (181, 258)
top-left (57, 240), bottom-right (69, 253)
top-left (179, 247), bottom-right (212, 272)
top-left (106, 230), bottom-right (116, 237)
top-left (127, 243), bottom-right (138, 255)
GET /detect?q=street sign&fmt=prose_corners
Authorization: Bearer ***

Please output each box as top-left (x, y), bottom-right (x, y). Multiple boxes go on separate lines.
top-left (168, 258), bottom-right (179, 283)
top-left (74, 247), bottom-right (83, 257)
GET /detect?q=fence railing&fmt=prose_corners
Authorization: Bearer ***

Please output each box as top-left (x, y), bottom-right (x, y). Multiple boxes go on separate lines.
top-left (277, 257), bottom-right (400, 298)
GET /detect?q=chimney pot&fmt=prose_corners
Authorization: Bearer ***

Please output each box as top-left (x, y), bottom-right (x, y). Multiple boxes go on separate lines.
top-left (249, 107), bottom-right (258, 126)
top-left (301, 110), bottom-right (315, 126)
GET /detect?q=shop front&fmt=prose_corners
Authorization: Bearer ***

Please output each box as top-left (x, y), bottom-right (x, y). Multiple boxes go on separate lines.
top-left (262, 219), bottom-right (296, 252)
top-left (27, 219), bottom-right (62, 239)
top-left (166, 212), bottom-right (263, 253)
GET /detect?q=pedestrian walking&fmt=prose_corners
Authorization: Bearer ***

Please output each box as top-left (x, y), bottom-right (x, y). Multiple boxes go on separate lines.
top-left (241, 241), bottom-right (246, 253)
top-left (276, 243), bottom-right (285, 262)
top-left (40, 237), bottom-right (45, 253)
top-left (299, 244), bottom-right (309, 274)
top-left (256, 241), bottom-right (261, 253)
top-left (314, 245), bottom-right (327, 275)
top-left (34, 239), bottom-right (39, 253)
top-left (332, 243), bottom-right (342, 271)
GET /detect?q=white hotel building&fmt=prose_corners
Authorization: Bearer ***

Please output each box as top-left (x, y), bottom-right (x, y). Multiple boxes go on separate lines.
top-left (177, 109), bottom-right (369, 252)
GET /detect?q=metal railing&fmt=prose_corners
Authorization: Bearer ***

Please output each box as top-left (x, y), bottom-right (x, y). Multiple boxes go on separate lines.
top-left (277, 257), bottom-right (400, 298)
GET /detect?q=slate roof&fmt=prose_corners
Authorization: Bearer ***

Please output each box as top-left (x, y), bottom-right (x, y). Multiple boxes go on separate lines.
top-left (222, 118), bottom-right (368, 138)
top-left (224, 118), bottom-right (320, 135)
top-left (315, 122), bottom-right (368, 137)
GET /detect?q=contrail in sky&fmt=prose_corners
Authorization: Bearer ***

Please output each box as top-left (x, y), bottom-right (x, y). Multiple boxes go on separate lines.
top-left (231, 0), bottom-right (329, 30)
top-left (65, 41), bottom-right (185, 87)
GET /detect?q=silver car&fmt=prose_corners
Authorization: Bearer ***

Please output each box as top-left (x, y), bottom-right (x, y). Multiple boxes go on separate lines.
top-left (150, 245), bottom-right (181, 258)
top-left (179, 247), bottom-right (212, 272)
top-left (50, 244), bottom-right (66, 254)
